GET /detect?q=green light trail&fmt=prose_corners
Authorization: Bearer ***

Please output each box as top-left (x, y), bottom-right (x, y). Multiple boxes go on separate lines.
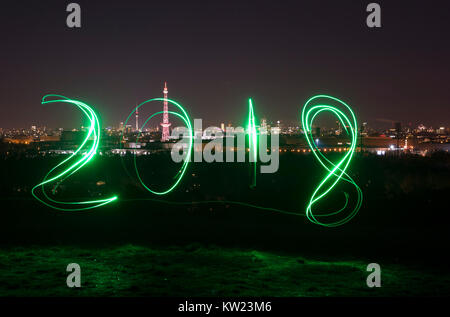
top-left (247, 98), bottom-right (258, 188)
top-left (301, 95), bottom-right (363, 227)
top-left (31, 95), bottom-right (118, 211)
top-left (121, 98), bottom-right (193, 195)
top-left (28, 94), bottom-right (362, 226)
top-left (124, 95), bottom-right (361, 227)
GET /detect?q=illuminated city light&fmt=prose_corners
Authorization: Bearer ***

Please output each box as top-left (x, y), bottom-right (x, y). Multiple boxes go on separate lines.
top-left (31, 95), bottom-right (118, 211)
top-left (301, 95), bottom-right (363, 227)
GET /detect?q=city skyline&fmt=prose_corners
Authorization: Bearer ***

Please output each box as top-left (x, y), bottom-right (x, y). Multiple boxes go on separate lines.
top-left (1, 1), bottom-right (450, 129)
top-left (0, 80), bottom-right (448, 132)
top-left (1, 117), bottom-right (449, 134)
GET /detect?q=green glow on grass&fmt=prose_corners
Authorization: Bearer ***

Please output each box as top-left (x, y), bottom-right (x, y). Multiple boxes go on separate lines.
top-left (31, 95), bottom-right (118, 211)
top-left (122, 98), bottom-right (193, 195)
top-left (301, 95), bottom-right (363, 227)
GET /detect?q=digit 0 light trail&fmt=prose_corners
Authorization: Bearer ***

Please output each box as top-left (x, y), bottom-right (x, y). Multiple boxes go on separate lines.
top-left (125, 98), bottom-right (258, 194)
top-left (121, 98), bottom-right (194, 195)
top-left (31, 95), bottom-right (118, 211)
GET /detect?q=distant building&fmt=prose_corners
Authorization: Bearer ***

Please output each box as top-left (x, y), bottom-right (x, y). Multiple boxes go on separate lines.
top-left (314, 127), bottom-right (321, 137)
top-left (261, 118), bottom-right (267, 129)
top-left (61, 130), bottom-right (84, 142)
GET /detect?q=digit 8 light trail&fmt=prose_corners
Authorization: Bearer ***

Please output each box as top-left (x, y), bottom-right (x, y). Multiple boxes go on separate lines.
top-left (301, 95), bottom-right (363, 227)
top-left (32, 95), bottom-right (118, 211)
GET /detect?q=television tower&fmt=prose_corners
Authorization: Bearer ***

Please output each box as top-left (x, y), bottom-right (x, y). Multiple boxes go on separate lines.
top-left (161, 81), bottom-right (171, 142)
top-left (135, 106), bottom-right (139, 132)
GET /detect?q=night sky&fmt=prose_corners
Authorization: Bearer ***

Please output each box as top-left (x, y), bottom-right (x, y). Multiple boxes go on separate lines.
top-left (0, 0), bottom-right (449, 129)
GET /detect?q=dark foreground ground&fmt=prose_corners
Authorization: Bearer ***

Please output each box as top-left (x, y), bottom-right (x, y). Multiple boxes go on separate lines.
top-left (1, 244), bottom-right (449, 297)
top-left (1, 154), bottom-right (450, 296)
